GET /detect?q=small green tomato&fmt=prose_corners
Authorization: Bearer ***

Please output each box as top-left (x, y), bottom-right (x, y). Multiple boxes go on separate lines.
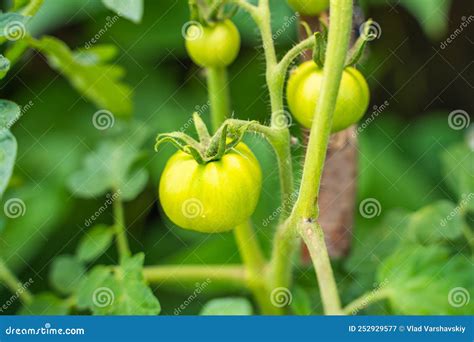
top-left (286, 60), bottom-right (370, 132)
top-left (185, 20), bottom-right (240, 68)
top-left (287, 0), bottom-right (329, 15)
top-left (159, 142), bottom-right (261, 233)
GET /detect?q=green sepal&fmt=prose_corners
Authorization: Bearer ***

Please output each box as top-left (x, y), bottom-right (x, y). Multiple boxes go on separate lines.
top-left (345, 19), bottom-right (376, 67)
top-left (155, 132), bottom-right (205, 164)
top-left (188, 0), bottom-right (202, 22)
top-left (154, 116), bottom-right (257, 164)
top-left (206, 123), bottom-right (228, 160)
top-left (193, 112), bottom-right (211, 145)
top-left (312, 32), bottom-right (325, 69)
top-left (312, 19), bottom-right (328, 68)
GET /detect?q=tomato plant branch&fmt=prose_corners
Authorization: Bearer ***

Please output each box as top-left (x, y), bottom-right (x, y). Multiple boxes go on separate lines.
top-left (112, 193), bottom-right (131, 259)
top-left (290, 0), bottom-right (353, 314)
top-left (207, 67), bottom-right (230, 131)
top-left (234, 220), bottom-right (280, 314)
top-left (22, 0), bottom-right (45, 16)
top-left (0, 258), bottom-right (32, 304)
top-left (230, 0), bottom-right (294, 218)
top-left (143, 264), bottom-right (248, 289)
top-left (342, 288), bottom-right (391, 315)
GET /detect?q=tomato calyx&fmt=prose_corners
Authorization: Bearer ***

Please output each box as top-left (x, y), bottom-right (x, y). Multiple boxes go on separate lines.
top-left (305, 18), bottom-right (376, 69)
top-left (188, 0), bottom-right (238, 25)
top-left (155, 113), bottom-right (257, 164)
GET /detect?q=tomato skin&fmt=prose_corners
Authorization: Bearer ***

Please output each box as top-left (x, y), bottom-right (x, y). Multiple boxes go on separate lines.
top-left (287, 0), bottom-right (329, 15)
top-left (185, 20), bottom-right (240, 68)
top-left (159, 143), bottom-right (261, 233)
top-left (286, 61), bottom-right (370, 132)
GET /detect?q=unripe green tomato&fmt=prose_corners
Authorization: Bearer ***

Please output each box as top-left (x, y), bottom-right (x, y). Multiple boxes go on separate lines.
top-left (287, 0), bottom-right (329, 15)
top-left (159, 142), bottom-right (261, 233)
top-left (185, 20), bottom-right (240, 68)
top-left (286, 61), bottom-right (370, 132)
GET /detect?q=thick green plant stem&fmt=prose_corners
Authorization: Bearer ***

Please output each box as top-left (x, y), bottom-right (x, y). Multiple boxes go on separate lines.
top-left (0, 258), bottom-right (33, 304)
top-left (234, 221), bottom-right (280, 314)
top-left (300, 221), bottom-right (341, 313)
top-left (288, 0), bottom-right (354, 314)
top-left (113, 194), bottom-right (131, 259)
top-left (143, 265), bottom-right (248, 289)
top-left (234, 221), bottom-right (265, 271)
top-left (207, 66), bottom-right (230, 132)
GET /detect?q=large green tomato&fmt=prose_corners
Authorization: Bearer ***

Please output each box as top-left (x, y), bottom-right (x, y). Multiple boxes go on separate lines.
top-left (185, 19), bottom-right (240, 68)
top-left (287, 0), bottom-right (329, 15)
top-left (286, 61), bottom-right (370, 132)
top-left (159, 142), bottom-right (262, 233)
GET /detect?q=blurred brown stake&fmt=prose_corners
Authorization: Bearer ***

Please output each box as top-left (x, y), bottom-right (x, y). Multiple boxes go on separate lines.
top-left (298, 13), bottom-right (358, 260)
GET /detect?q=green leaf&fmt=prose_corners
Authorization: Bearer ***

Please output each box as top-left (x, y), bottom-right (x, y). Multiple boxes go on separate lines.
top-left (0, 55), bottom-right (10, 79)
top-left (0, 13), bottom-right (29, 40)
top-left (77, 254), bottom-right (161, 315)
top-left (102, 0), bottom-right (144, 23)
top-left (441, 143), bottom-right (474, 210)
top-left (76, 224), bottom-right (115, 262)
top-left (378, 244), bottom-right (473, 314)
top-left (200, 297), bottom-right (253, 315)
top-left (68, 130), bottom-right (149, 200)
top-left (0, 130), bottom-right (17, 198)
top-left (49, 255), bottom-right (86, 295)
top-left (30, 37), bottom-right (132, 116)
top-left (19, 293), bottom-right (70, 315)
top-left (76, 265), bottom-right (112, 310)
top-left (406, 200), bottom-right (464, 244)
top-left (0, 99), bottom-right (21, 129)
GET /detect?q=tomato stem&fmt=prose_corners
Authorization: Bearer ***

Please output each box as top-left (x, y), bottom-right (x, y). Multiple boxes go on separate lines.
top-left (207, 66), bottom-right (230, 132)
top-left (289, 0), bottom-right (354, 314)
top-left (143, 265), bottom-right (248, 289)
top-left (234, 220), bottom-right (281, 314)
top-left (0, 258), bottom-right (33, 305)
top-left (113, 193), bottom-right (131, 259)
